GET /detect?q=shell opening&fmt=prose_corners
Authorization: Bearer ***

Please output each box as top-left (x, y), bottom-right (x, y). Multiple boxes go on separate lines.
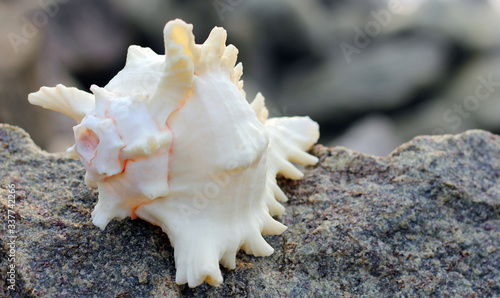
top-left (76, 127), bottom-right (100, 165)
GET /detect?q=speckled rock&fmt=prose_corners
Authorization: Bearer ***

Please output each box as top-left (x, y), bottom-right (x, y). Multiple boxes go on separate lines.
top-left (0, 124), bottom-right (498, 297)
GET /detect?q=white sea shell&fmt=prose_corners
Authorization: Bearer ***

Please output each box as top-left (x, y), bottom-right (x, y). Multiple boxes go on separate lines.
top-left (28, 19), bottom-right (319, 287)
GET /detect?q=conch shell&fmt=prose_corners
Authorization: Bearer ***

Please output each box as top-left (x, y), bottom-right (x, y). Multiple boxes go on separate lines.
top-left (28, 19), bottom-right (319, 287)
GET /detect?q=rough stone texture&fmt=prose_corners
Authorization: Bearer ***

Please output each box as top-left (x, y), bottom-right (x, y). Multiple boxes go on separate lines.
top-left (0, 124), bottom-right (498, 297)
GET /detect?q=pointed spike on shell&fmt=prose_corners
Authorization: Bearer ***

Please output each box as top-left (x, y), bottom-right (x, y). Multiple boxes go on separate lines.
top-left (125, 45), bottom-right (158, 67)
top-left (233, 62), bottom-right (243, 85)
top-left (66, 144), bottom-right (79, 160)
top-left (288, 148), bottom-right (320, 165)
top-left (164, 19), bottom-right (200, 64)
top-left (223, 45), bottom-right (238, 71)
top-left (28, 84), bottom-right (95, 123)
top-left (277, 158), bottom-right (305, 180)
top-left (91, 209), bottom-right (112, 230)
top-left (148, 20), bottom-right (198, 126)
top-left (201, 27), bottom-right (227, 67)
top-left (261, 213), bottom-right (287, 235)
top-left (91, 183), bottom-right (131, 229)
top-left (193, 264), bottom-right (223, 287)
top-left (241, 234), bottom-right (274, 257)
top-left (91, 202), bottom-right (116, 230)
top-left (270, 181), bottom-right (288, 202)
top-left (90, 84), bottom-right (113, 97)
top-left (250, 92), bottom-right (269, 124)
top-left (90, 85), bottom-right (113, 116)
top-left (175, 261), bottom-right (188, 285)
top-left (219, 248), bottom-right (238, 269)
top-left (172, 244), bottom-right (224, 287)
top-left (265, 192), bottom-right (286, 216)
top-left (84, 172), bottom-right (98, 189)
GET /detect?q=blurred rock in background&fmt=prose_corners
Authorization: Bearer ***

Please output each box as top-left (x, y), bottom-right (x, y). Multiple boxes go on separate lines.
top-left (0, 0), bottom-right (131, 152)
top-left (0, 1), bottom-right (48, 149)
top-left (1, 0), bottom-right (499, 156)
top-left (328, 114), bottom-right (402, 157)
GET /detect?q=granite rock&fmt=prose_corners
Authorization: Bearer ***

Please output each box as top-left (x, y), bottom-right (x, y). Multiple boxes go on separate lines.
top-left (0, 124), bottom-right (498, 297)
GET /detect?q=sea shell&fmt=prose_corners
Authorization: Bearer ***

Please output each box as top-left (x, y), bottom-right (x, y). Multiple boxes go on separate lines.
top-left (28, 19), bottom-right (319, 287)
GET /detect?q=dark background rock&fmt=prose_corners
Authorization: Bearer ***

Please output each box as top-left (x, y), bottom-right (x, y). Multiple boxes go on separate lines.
top-left (0, 124), bottom-right (498, 297)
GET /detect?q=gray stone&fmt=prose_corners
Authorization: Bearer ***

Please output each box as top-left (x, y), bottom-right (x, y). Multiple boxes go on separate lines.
top-left (329, 114), bottom-right (402, 157)
top-left (388, 0), bottom-right (500, 50)
top-left (278, 34), bottom-right (449, 123)
top-left (400, 54), bottom-right (500, 139)
top-left (0, 124), bottom-right (498, 297)
top-left (440, 54), bottom-right (500, 132)
top-left (0, 2), bottom-right (51, 150)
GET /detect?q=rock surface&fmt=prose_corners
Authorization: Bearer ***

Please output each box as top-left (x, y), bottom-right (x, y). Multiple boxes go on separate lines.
top-left (0, 124), bottom-right (499, 297)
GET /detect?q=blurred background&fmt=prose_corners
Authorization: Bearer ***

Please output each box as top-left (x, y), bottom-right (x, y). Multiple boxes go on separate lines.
top-left (1, 0), bottom-right (500, 156)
